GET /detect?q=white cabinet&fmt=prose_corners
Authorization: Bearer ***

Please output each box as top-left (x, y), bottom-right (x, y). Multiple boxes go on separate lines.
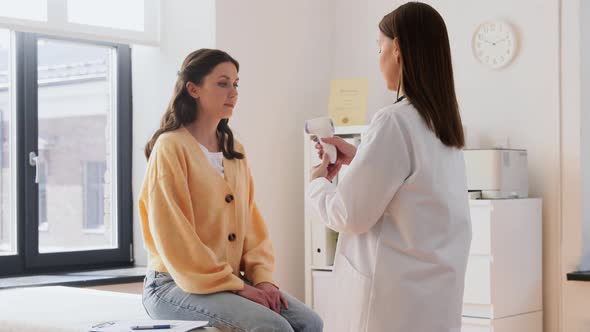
top-left (462, 199), bottom-right (543, 331)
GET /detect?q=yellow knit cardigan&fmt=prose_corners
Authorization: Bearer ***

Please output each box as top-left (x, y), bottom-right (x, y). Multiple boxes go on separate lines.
top-left (139, 127), bottom-right (275, 294)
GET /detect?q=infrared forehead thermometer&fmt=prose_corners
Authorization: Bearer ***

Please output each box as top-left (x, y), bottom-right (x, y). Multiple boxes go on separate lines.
top-left (304, 116), bottom-right (337, 164)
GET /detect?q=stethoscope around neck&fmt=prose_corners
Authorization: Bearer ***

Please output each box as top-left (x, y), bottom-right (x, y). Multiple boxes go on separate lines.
top-left (395, 73), bottom-right (405, 104)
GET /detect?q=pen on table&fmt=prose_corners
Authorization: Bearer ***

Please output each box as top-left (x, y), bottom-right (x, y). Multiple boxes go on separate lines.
top-left (130, 324), bottom-right (172, 330)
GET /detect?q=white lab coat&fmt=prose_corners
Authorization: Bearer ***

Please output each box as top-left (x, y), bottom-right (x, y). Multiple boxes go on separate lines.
top-left (307, 100), bottom-right (472, 332)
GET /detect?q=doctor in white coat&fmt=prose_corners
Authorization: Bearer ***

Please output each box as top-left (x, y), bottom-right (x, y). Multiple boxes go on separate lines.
top-left (307, 3), bottom-right (471, 332)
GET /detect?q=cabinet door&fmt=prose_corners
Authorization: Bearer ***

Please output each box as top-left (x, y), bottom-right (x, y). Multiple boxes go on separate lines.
top-left (469, 203), bottom-right (492, 255)
top-left (311, 270), bottom-right (335, 320)
top-left (463, 255), bottom-right (492, 305)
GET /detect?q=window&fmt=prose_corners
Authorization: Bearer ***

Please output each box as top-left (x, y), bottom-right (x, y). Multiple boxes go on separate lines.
top-left (0, 30), bottom-right (132, 275)
top-left (67, 0), bottom-right (145, 31)
top-left (0, 0), bottom-right (158, 45)
top-left (38, 161), bottom-right (47, 231)
top-left (36, 38), bottom-right (117, 254)
top-left (0, 0), bottom-right (47, 22)
top-left (84, 161), bottom-right (106, 231)
top-left (0, 29), bottom-right (14, 257)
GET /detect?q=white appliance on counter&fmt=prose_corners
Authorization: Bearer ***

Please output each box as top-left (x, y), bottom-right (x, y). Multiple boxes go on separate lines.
top-left (464, 149), bottom-right (528, 199)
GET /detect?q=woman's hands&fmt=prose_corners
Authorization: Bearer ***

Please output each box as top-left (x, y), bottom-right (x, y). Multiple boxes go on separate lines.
top-left (236, 282), bottom-right (288, 314)
top-left (310, 153), bottom-right (342, 182)
top-left (256, 282), bottom-right (288, 313)
top-left (237, 283), bottom-right (271, 308)
top-left (316, 137), bottom-right (357, 166)
top-left (310, 136), bottom-right (357, 182)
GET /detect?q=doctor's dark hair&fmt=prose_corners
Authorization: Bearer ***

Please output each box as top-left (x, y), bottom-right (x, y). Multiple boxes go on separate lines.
top-left (379, 2), bottom-right (465, 148)
top-left (144, 49), bottom-right (244, 160)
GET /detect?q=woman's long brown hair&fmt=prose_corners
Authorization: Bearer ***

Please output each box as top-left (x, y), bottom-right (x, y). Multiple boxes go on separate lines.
top-left (380, 2), bottom-right (465, 148)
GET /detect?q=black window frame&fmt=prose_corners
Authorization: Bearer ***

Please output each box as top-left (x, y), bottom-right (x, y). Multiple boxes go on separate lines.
top-left (0, 31), bottom-right (133, 276)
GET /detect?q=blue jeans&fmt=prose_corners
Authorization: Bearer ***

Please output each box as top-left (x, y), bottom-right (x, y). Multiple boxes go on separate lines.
top-left (142, 271), bottom-right (323, 332)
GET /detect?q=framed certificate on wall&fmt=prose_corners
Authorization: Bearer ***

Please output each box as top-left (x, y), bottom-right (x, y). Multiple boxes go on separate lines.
top-left (328, 78), bottom-right (368, 126)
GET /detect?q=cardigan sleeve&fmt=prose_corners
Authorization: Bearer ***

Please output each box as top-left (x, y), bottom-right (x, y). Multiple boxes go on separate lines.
top-left (240, 162), bottom-right (277, 287)
top-left (143, 143), bottom-right (244, 294)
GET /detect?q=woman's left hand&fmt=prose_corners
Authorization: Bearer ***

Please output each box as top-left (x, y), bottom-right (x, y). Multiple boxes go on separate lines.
top-left (310, 153), bottom-right (342, 182)
top-left (255, 282), bottom-right (288, 313)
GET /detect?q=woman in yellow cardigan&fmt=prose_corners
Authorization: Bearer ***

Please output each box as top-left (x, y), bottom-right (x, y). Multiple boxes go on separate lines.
top-left (139, 49), bottom-right (322, 332)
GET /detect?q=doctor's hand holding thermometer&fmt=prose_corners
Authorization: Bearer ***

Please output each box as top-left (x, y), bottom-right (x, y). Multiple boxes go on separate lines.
top-left (306, 116), bottom-right (350, 182)
top-left (310, 136), bottom-right (356, 182)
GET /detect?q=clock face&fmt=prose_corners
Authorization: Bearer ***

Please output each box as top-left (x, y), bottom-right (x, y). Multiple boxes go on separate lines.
top-left (472, 21), bottom-right (516, 69)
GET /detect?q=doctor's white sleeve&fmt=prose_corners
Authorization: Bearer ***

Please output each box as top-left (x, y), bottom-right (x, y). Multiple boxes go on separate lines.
top-left (306, 110), bottom-right (412, 235)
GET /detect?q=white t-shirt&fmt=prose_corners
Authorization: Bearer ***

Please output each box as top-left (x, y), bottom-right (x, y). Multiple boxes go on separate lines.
top-left (198, 143), bottom-right (224, 177)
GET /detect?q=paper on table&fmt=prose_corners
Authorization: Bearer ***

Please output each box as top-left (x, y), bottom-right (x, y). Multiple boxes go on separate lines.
top-left (88, 319), bottom-right (208, 332)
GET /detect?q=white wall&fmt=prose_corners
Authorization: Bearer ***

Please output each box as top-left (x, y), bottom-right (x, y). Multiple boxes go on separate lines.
top-left (215, 0), bottom-right (334, 298)
top-left (131, 0), bottom-right (216, 266)
top-left (444, 3), bottom-right (562, 330)
top-left (580, 0), bottom-right (590, 273)
top-left (330, 1), bottom-right (561, 330)
top-left (561, 1), bottom-right (590, 331)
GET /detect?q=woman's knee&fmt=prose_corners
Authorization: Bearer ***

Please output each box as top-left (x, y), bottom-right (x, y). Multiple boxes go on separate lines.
top-left (252, 312), bottom-right (294, 332)
top-left (301, 310), bottom-right (323, 332)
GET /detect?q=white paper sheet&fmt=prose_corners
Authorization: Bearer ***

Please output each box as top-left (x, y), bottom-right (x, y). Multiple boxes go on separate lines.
top-left (88, 320), bottom-right (208, 332)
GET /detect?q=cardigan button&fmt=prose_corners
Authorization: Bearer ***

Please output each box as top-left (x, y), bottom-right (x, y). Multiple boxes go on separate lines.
top-left (228, 233), bottom-right (236, 242)
top-left (225, 194), bottom-right (234, 203)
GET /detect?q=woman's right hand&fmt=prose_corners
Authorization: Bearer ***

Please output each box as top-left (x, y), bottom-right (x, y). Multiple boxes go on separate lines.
top-left (314, 136), bottom-right (357, 166)
top-left (236, 283), bottom-right (271, 309)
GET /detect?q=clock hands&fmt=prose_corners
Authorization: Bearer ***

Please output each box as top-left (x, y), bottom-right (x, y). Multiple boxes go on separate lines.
top-left (480, 36), bottom-right (509, 47)
top-left (493, 36), bottom-right (509, 44)
top-left (480, 38), bottom-right (494, 46)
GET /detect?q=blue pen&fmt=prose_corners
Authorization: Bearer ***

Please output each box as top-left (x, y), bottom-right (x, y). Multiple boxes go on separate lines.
top-left (130, 324), bottom-right (171, 330)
